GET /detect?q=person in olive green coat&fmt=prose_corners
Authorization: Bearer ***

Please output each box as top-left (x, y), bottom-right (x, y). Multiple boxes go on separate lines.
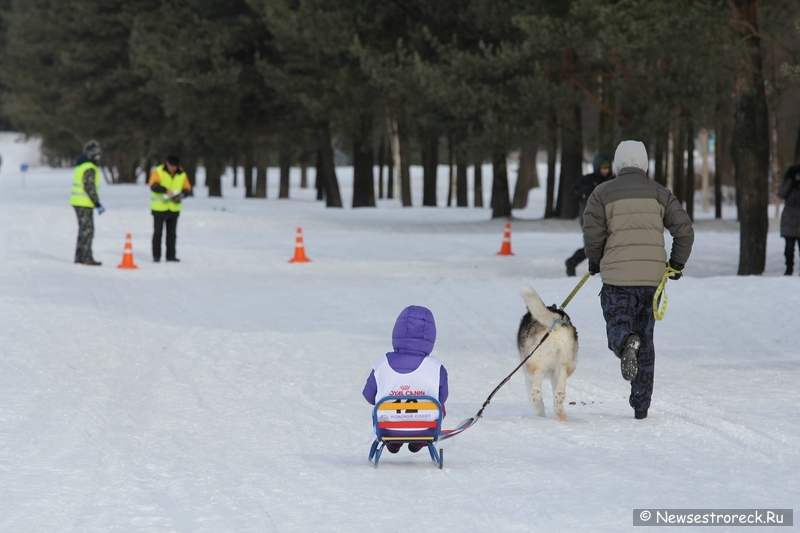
top-left (582, 140), bottom-right (694, 419)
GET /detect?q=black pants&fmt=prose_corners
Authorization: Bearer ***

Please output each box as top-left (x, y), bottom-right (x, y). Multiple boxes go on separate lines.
top-left (152, 211), bottom-right (179, 260)
top-left (600, 284), bottom-right (657, 413)
top-left (785, 237), bottom-right (799, 268)
top-left (74, 206), bottom-right (94, 263)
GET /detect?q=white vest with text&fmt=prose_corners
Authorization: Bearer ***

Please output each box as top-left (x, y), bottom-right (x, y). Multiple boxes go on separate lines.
top-left (373, 355), bottom-right (442, 401)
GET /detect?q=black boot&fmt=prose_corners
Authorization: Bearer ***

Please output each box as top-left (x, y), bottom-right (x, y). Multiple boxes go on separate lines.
top-left (620, 334), bottom-right (640, 382)
top-left (565, 248), bottom-right (585, 277)
top-left (786, 265), bottom-right (793, 276)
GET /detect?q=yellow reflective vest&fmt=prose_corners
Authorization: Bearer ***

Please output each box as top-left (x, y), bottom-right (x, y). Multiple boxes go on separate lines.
top-left (70, 161), bottom-right (101, 208)
top-left (151, 165), bottom-right (188, 213)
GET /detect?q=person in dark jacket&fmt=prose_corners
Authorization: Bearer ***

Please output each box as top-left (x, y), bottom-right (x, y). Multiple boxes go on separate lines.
top-left (565, 153), bottom-right (614, 276)
top-left (583, 140), bottom-right (694, 420)
top-left (778, 163), bottom-right (800, 275)
top-left (363, 305), bottom-right (449, 454)
top-left (69, 140), bottom-right (104, 266)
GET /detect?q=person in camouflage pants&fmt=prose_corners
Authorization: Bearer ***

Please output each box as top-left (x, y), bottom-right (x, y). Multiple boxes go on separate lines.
top-left (600, 285), bottom-right (657, 414)
top-left (70, 140), bottom-right (104, 266)
top-left (73, 206), bottom-right (96, 263)
top-left (583, 141), bottom-right (693, 420)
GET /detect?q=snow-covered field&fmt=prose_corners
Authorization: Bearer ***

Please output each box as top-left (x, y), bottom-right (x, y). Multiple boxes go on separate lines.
top-left (0, 144), bottom-right (797, 532)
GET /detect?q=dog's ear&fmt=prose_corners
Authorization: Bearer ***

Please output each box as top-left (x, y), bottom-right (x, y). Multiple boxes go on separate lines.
top-left (549, 306), bottom-right (569, 320)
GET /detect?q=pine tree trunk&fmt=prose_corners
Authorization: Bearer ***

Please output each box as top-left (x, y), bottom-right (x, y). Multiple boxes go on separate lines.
top-left (377, 135), bottom-right (385, 199)
top-left (243, 143), bottom-right (254, 198)
top-left (184, 157), bottom-right (197, 190)
top-left (672, 117), bottom-right (685, 203)
top-left (422, 132), bottom-right (438, 207)
top-left (279, 145), bottom-right (290, 199)
top-left (300, 164), bottom-right (308, 189)
top-left (557, 103), bottom-right (582, 219)
top-left (491, 151), bottom-right (511, 219)
top-left (231, 154), bottom-right (238, 188)
top-left (254, 135), bottom-right (268, 198)
top-left (715, 94), bottom-right (734, 219)
top-left (512, 153), bottom-right (529, 210)
top-left (473, 161), bottom-right (484, 207)
top-left (513, 140), bottom-right (539, 209)
top-left (545, 108), bottom-right (557, 218)
top-left (598, 74), bottom-right (615, 156)
top-left (714, 130), bottom-right (725, 219)
top-left (115, 153), bottom-right (138, 183)
top-left (315, 148), bottom-right (325, 201)
top-left (654, 128), bottom-right (667, 187)
top-left (206, 158), bottom-right (223, 197)
top-left (447, 139), bottom-right (454, 207)
top-left (700, 128), bottom-right (710, 213)
top-left (794, 120), bottom-right (800, 163)
top-left (386, 149), bottom-right (394, 200)
top-left (456, 156), bottom-right (468, 207)
top-left (685, 120), bottom-right (695, 221)
top-left (352, 113), bottom-right (375, 208)
top-left (398, 118), bottom-right (412, 207)
top-left (316, 122), bottom-right (342, 208)
top-left (731, 0), bottom-right (770, 275)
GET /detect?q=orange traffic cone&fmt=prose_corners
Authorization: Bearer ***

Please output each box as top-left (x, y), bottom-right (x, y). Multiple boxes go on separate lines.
top-left (497, 222), bottom-right (514, 256)
top-left (117, 233), bottom-right (139, 269)
top-left (289, 227), bottom-right (311, 263)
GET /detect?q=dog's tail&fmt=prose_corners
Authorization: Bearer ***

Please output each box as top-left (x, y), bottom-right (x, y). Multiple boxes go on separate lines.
top-left (519, 285), bottom-right (557, 325)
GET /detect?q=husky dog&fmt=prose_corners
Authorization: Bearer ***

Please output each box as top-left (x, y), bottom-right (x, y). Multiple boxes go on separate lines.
top-left (517, 285), bottom-right (578, 421)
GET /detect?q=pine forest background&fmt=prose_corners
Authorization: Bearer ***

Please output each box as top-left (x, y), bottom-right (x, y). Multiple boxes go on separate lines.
top-left (1, 0), bottom-right (799, 275)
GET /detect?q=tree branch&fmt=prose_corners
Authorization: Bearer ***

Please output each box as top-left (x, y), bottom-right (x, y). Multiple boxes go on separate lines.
top-left (566, 75), bottom-right (631, 126)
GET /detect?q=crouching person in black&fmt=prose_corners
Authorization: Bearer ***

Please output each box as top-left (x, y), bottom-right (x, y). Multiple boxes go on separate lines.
top-left (565, 154), bottom-right (613, 276)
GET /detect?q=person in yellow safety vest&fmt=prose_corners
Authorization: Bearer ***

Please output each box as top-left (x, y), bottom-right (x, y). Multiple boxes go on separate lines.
top-left (70, 140), bottom-right (104, 266)
top-left (149, 154), bottom-right (192, 262)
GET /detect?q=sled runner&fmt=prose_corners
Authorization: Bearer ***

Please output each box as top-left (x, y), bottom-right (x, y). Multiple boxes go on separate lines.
top-left (368, 395), bottom-right (444, 469)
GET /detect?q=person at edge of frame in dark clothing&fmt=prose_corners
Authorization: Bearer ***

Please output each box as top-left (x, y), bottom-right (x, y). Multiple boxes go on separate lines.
top-left (149, 154), bottom-right (192, 262)
top-left (582, 140), bottom-right (694, 420)
top-left (70, 140), bottom-right (105, 266)
top-left (565, 153), bottom-right (614, 276)
top-left (777, 162), bottom-right (800, 275)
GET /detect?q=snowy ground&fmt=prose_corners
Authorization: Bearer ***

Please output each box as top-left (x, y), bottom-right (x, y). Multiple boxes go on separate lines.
top-left (0, 150), bottom-right (798, 532)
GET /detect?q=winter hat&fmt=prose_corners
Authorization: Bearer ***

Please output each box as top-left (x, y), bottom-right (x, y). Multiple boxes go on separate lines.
top-left (592, 153), bottom-right (612, 173)
top-left (166, 154), bottom-right (181, 166)
top-left (391, 305), bottom-right (437, 355)
top-left (613, 140), bottom-right (648, 174)
top-left (83, 139), bottom-right (101, 160)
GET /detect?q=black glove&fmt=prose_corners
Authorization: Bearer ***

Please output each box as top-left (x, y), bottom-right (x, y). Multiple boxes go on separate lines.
top-left (170, 192), bottom-right (184, 203)
top-left (588, 260), bottom-right (600, 275)
top-left (667, 260), bottom-right (684, 280)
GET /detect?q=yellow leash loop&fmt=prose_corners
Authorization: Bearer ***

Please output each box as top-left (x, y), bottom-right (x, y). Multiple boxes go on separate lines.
top-left (653, 266), bottom-right (682, 320)
top-left (561, 272), bottom-right (591, 309)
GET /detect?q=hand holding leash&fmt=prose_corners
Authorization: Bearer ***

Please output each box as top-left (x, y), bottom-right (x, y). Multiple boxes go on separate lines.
top-left (653, 263), bottom-right (684, 320)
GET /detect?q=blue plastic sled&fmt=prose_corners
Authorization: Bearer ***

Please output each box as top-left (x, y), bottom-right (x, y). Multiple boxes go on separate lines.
top-left (368, 395), bottom-right (444, 469)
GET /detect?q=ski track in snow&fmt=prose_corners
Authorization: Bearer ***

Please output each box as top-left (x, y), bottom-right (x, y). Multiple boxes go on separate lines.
top-left (0, 158), bottom-right (798, 532)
